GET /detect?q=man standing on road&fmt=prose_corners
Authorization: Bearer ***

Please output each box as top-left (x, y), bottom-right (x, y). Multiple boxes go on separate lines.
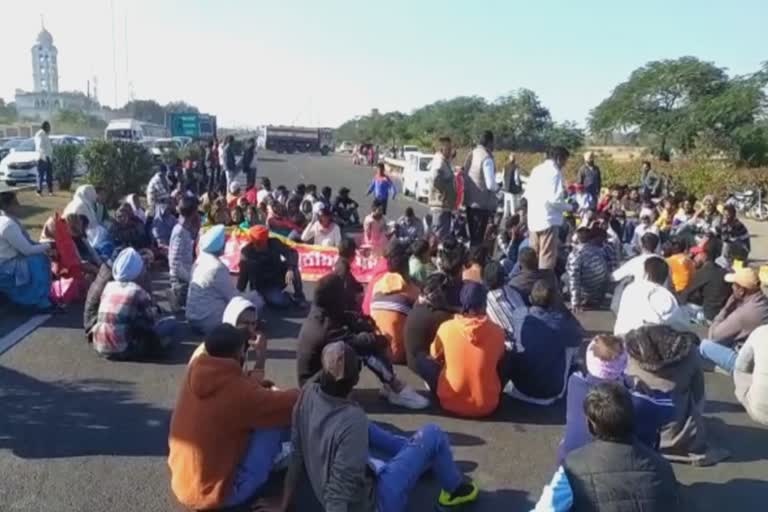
top-left (525, 146), bottom-right (572, 273)
top-left (463, 130), bottom-right (497, 246)
top-left (578, 151), bottom-right (601, 205)
top-left (34, 121), bottom-right (54, 196)
top-left (501, 153), bottom-right (524, 219)
top-left (221, 135), bottom-right (238, 192)
top-left (428, 136), bottom-right (457, 240)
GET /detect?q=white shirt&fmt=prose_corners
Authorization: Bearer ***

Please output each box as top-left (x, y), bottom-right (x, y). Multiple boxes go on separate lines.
top-left (481, 156), bottom-right (496, 191)
top-left (0, 215), bottom-right (49, 262)
top-left (524, 159), bottom-right (570, 232)
top-left (34, 129), bottom-right (53, 161)
top-left (614, 280), bottom-right (691, 335)
top-left (256, 189), bottom-right (271, 205)
top-left (612, 253), bottom-right (661, 283)
top-left (301, 221), bottom-right (341, 247)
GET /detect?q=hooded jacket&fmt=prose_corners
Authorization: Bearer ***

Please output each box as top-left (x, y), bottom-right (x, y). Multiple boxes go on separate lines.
top-left (168, 354), bottom-right (298, 510)
top-left (623, 325), bottom-right (709, 461)
top-left (430, 314), bottom-right (505, 417)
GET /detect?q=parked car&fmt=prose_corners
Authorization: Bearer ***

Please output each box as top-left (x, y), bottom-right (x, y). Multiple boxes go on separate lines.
top-left (0, 138), bottom-right (38, 186)
top-left (0, 138), bottom-right (27, 163)
top-left (402, 145), bottom-right (420, 161)
top-left (51, 135), bottom-right (88, 177)
top-left (402, 152), bottom-right (433, 202)
top-left (337, 141), bottom-right (354, 153)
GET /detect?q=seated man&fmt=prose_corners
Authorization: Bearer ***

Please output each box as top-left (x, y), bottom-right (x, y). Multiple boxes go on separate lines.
top-left (566, 226), bottom-right (610, 311)
top-left (418, 281), bottom-right (505, 418)
top-left (297, 273), bottom-right (428, 409)
top-left (333, 237), bottom-right (364, 313)
top-left (408, 238), bottom-right (435, 286)
top-left (610, 232), bottom-right (662, 313)
top-left (168, 196), bottom-right (199, 311)
top-left (734, 325), bottom-right (768, 426)
top-left (506, 279), bottom-right (584, 405)
top-left (484, 261), bottom-right (526, 352)
top-left (720, 204), bottom-right (751, 256)
top-left (300, 206), bottom-right (342, 247)
top-left (559, 335), bottom-right (675, 463)
top-left (109, 202), bottom-right (151, 254)
top-left (370, 240), bottom-right (420, 363)
top-left (332, 186), bottom-right (360, 226)
top-left (281, 342), bottom-right (479, 512)
top-left (404, 272), bottom-right (455, 375)
top-left (533, 382), bottom-right (682, 511)
top-left (91, 248), bottom-right (179, 360)
top-left (169, 324), bottom-right (299, 510)
top-left (625, 325), bottom-right (729, 466)
top-left (508, 247), bottom-right (561, 308)
top-left (237, 225), bottom-right (306, 307)
top-left (395, 206), bottom-right (424, 243)
top-left (699, 267), bottom-right (768, 374)
top-left (678, 237), bottom-right (730, 321)
top-left (614, 257), bottom-right (692, 336)
top-left (664, 237), bottom-right (694, 293)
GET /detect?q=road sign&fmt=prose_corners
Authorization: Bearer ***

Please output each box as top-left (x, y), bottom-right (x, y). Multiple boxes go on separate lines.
top-left (169, 113), bottom-right (200, 138)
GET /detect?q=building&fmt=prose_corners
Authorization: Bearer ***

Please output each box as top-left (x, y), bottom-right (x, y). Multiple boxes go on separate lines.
top-left (14, 26), bottom-right (103, 121)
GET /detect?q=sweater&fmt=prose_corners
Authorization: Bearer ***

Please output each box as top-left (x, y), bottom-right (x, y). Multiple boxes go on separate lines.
top-left (186, 253), bottom-right (239, 329)
top-left (431, 314), bottom-right (505, 417)
top-left (404, 302), bottom-right (453, 373)
top-left (708, 291), bottom-right (768, 345)
top-left (734, 324), bottom-right (768, 425)
top-left (168, 354), bottom-right (298, 509)
top-left (678, 261), bottom-right (730, 320)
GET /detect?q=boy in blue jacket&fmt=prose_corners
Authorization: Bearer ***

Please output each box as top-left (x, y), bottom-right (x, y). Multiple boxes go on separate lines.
top-left (367, 163), bottom-right (397, 214)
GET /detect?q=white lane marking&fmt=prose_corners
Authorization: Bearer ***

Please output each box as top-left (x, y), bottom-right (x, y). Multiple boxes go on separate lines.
top-left (0, 314), bottom-right (51, 356)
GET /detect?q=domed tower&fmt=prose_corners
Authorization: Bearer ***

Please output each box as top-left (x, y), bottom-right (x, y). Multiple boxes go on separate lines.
top-left (31, 25), bottom-right (59, 93)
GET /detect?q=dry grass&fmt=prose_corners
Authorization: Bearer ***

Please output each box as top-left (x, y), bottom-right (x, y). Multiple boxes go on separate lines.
top-left (14, 189), bottom-right (72, 240)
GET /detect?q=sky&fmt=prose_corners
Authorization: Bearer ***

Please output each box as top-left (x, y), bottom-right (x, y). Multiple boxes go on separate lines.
top-left (1, 0), bottom-right (766, 128)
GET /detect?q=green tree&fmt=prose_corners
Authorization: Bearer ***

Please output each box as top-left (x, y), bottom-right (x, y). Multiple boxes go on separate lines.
top-left (121, 99), bottom-right (166, 124)
top-left (164, 101), bottom-right (200, 114)
top-left (589, 57), bottom-right (731, 156)
top-left (52, 143), bottom-right (80, 191)
top-left (0, 99), bottom-right (18, 123)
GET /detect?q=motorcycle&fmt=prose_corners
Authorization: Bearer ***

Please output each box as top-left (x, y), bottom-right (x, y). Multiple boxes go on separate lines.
top-left (725, 188), bottom-right (768, 221)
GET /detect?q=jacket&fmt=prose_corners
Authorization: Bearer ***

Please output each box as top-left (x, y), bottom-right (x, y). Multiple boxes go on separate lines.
top-left (428, 153), bottom-right (457, 210)
top-left (564, 439), bottom-right (681, 512)
top-left (83, 263), bottom-right (113, 334)
top-left (577, 163), bottom-right (601, 199)
top-left (708, 291), bottom-right (768, 345)
top-left (366, 176), bottom-right (396, 201)
top-left (370, 272), bottom-right (419, 363)
top-left (237, 239), bottom-right (293, 293)
top-left (623, 326), bottom-right (709, 460)
top-left (168, 354), bottom-right (298, 509)
top-left (678, 261), bottom-right (729, 320)
top-left (464, 145), bottom-right (496, 211)
top-left (734, 324), bottom-right (768, 425)
top-left (502, 162), bottom-right (523, 194)
top-left (431, 314), bottom-right (505, 417)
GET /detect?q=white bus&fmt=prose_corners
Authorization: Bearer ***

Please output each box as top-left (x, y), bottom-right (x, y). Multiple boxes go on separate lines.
top-left (105, 118), bottom-right (168, 142)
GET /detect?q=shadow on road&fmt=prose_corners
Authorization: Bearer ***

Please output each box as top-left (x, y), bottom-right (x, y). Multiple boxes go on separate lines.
top-left (0, 366), bottom-right (171, 459)
top-left (706, 416), bottom-right (768, 463)
top-left (684, 479), bottom-right (768, 512)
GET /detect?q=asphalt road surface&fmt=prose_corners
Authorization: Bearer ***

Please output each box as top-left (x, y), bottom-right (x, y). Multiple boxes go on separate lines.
top-left (1, 152), bottom-right (767, 511)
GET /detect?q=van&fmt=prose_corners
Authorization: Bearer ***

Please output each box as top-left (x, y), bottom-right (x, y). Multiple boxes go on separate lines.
top-left (402, 152), bottom-right (434, 202)
top-left (105, 119), bottom-right (145, 142)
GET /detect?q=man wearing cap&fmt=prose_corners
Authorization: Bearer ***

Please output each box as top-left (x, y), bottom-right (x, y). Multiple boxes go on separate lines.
top-left (91, 247), bottom-right (178, 359)
top-left (237, 225), bottom-right (306, 308)
top-left (169, 324), bottom-right (299, 510)
top-left (699, 266), bottom-right (768, 374)
top-left (578, 151), bottom-right (602, 204)
top-left (282, 341), bottom-right (479, 512)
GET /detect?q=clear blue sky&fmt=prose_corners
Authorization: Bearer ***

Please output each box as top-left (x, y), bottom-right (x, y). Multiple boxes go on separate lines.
top-left (2, 0), bottom-right (766, 127)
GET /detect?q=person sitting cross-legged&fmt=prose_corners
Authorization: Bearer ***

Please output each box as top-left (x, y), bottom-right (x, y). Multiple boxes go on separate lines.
top-left (297, 273), bottom-right (428, 409)
top-left (505, 279), bottom-right (584, 405)
top-left (507, 247), bottom-right (562, 308)
top-left (404, 272), bottom-right (455, 375)
top-left (91, 248), bottom-right (179, 360)
top-left (168, 324), bottom-right (299, 510)
top-left (532, 382), bottom-right (682, 512)
top-left (418, 281), bottom-right (506, 418)
top-left (734, 324), bottom-right (768, 426)
top-left (565, 226), bottom-right (610, 311)
top-left (558, 334), bottom-right (675, 464)
top-left (699, 266), bottom-right (768, 374)
top-left (678, 237), bottom-right (730, 322)
top-left (280, 341), bottom-right (480, 512)
top-left (484, 261), bottom-right (526, 352)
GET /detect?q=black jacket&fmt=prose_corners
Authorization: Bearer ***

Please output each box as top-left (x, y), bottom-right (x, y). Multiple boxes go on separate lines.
top-left (241, 145), bottom-right (255, 172)
top-left (503, 162), bottom-right (523, 194)
top-left (678, 261), bottom-right (730, 320)
top-left (237, 239), bottom-right (295, 293)
top-left (564, 439), bottom-right (681, 512)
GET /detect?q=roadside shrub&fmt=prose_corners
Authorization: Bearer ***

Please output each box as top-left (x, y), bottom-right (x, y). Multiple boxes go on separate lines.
top-left (82, 140), bottom-right (154, 207)
top-left (52, 143), bottom-right (80, 191)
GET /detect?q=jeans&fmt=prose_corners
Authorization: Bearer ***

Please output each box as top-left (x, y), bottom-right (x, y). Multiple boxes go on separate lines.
top-left (430, 208), bottom-right (453, 241)
top-left (466, 207), bottom-right (491, 246)
top-left (261, 287), bottom-right (294, 308)
top-left (413, 353), bottom-right (441, 393)
top-left (699, 339), bottom-right (738, 374)
top-left (225, 427), bottom-right (290, 507)
top-left (360, 350), bottom-right (396, 385)
top-left (37, 158), bottom-right (53, 194)
top-left (371, 423), bottom-right (463, 512)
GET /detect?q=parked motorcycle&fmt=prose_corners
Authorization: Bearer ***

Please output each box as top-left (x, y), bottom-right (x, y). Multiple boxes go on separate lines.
top-left (725, 189), bottom-right (768, 221)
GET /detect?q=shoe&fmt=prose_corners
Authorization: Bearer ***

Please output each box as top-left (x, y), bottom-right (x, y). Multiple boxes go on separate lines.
top-left (438, 480), bottom-right (479, 507)
top-left (36, 191), bottom-right (42, 197)
top-left (383, 384), bottom-right (429, 410)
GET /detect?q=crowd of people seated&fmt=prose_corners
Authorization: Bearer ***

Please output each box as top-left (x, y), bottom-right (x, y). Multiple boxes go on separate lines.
top-left (6, 136), bottom-right (768, 511)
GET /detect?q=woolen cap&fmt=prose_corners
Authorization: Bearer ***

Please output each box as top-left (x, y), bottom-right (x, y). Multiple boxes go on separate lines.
top-left (321, 341), bottom-right (360, 383)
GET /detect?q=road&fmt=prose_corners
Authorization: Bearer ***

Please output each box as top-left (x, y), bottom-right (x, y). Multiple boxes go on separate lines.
top-left (1, 152), bottom-right (767, 511)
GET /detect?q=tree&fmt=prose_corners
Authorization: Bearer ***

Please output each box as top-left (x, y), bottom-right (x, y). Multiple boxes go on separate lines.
top-left (0, 99), bottom-right (17, 123)
top-left (83, 140), bottom-right (153, 206)
top-left (121, 99), bottom-right (165, 124)
top-left (164, 101), bottom-right (199, 114)
top-left (589, 57), bottom-right (731, 156)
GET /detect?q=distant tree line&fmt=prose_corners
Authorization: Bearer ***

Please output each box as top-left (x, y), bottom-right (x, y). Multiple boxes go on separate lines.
top-left (338, 57), bottom-right (768, 166)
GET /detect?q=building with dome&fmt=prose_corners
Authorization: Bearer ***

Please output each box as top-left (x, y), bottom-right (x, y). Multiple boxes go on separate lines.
top-left (14, 26), bottom-right (103, 121)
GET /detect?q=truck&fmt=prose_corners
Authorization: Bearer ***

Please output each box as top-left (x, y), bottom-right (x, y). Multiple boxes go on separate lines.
top-left (263, 125), bottom-right (334, 155)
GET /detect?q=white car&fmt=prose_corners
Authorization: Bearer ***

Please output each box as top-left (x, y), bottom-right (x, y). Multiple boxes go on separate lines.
top-left (0, 138), bottom-right (39, 186)
top-left (402, 152), bottom-right (433, 202)
top-left (337, 141), bottom-right (354, 153)
top-left (402, 145), bottom-right (420, 161)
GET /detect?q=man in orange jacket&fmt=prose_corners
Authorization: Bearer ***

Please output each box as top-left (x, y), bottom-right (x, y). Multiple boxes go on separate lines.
top-left (168, 323), bottom-right (299, 510)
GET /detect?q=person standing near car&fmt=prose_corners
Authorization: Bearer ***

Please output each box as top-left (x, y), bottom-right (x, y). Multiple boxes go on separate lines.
top-left (428, 136), bottom-right (457, 240)
top-left (34, 121), bottom-right (54, 196)
top-left (463, 130), bottom-right (497, 246)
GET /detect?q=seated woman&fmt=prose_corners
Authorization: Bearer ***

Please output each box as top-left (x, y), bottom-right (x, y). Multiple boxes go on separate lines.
top-left (300, 206), bottom-right (342, 247)
top-left (91, 248), bottom-right (179, 360)
top-left (0, 190), bottom-right (53, 310)
top-left (41, 213), bottom-right (101, 286)
top-left (62, 184), bottom-right (110, 254)
top-left (419, 281), bottom-right (505, 418)
top-left (370, 240), bottom-right (420, 363)
top-left (187, 225), bottom-right (264, 334)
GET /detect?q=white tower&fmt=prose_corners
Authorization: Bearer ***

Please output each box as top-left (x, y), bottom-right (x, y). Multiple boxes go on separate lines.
top-left (31, 24), bottom-right (59, 93)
